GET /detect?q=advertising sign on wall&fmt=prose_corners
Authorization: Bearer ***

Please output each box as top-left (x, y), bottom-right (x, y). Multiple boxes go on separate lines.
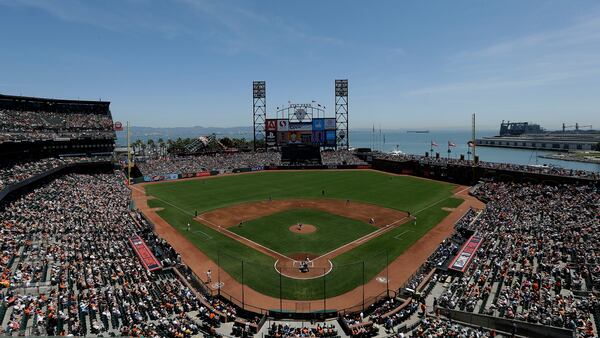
top-left (324, 118), bottom-right (336, 130)
top-left (449, 235), bottom-right (483, 272)
top-left (312, 118), bottom-right (325, 131)
top-left (326, 130), bottom-right (336, 146)
top-left (277, 119), bottom-right (289, 131)
top-left (301, 133), bottom-right (312, 143)
top-left (266, 119), bottom-right (277, 131)
top-left (266, 130), bottom-right (277, 146)
top-left (312, 130), bottom-right (325, 144)
top-left (288, 131), bottom-right (303, 144)
top-left (289, 122), bottom-right (312, 132)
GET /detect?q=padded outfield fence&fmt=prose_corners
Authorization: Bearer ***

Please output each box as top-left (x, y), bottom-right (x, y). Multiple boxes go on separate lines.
top-left (130, 164), bottom-right (372, 184)
top-left (211, 250), bottom-right (394, 317)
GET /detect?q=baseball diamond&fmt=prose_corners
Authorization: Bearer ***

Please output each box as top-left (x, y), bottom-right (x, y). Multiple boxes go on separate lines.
top-left (134, 170), bottom-right (467, 306)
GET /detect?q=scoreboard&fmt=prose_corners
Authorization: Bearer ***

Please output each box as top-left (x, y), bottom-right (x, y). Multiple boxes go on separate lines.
top-left (265, 118), bottom-right (336, 147)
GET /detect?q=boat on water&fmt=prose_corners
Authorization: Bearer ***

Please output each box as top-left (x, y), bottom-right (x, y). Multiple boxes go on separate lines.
top-left (389, 150), bottom-right (404, 156)
top-left (388, 145), bottom-right (405, 156)
top-left (407, 130), bottom-right (429, 133)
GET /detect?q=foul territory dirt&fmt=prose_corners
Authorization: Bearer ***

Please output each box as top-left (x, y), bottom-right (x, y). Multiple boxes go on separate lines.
top-left (130, 170), bottom-right (485, 313)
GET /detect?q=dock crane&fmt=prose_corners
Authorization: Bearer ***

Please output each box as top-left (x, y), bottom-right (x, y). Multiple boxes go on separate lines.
top-left (562, 123), bottom-right (593, 132)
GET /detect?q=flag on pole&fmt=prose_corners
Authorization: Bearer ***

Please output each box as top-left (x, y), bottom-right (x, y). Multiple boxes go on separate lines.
top-left (431, 141), bottom-right (439, 147)
top-left (448, 141), bottom-right (456, 147)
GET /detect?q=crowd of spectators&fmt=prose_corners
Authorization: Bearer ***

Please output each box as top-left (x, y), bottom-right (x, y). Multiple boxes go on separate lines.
top-left (321, 150), bottom-right (367, 166)
top-left (408, 317), bottom-right (500, 337)
top-left (138, 149), bottom-right (369, 177)
top-left (377, 153), bottom-right (599, 180)
top-left (137, 152), bottom-right (282, 177)
top-left (0, 156), bottom-right (110, 191)
top-left (435, 182), bottom-right (599, 337)
top-left (267, 322), bottom-right (338, 338)
top-left (341, 314), bottom-right (379, 337)
top-left (0, 109), bottom-right (114, 143)
top-left (0, 171), bottom-right (231, 336)
top-left (371, 298), bottom-right (418, 332)
top-left (350, 182), bottom-right (599, 337)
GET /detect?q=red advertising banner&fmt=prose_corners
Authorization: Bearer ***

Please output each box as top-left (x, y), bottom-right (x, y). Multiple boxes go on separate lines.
top-left (448, 235), bottom-right (483, 272)
top-left (129, 235), bottom-right (162, 272)
top-left (266, 119), bottom-right (277, 131)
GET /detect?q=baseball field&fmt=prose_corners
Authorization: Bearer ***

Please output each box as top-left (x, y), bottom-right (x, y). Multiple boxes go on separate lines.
top-left (140, 170), bottom-right (463, 304)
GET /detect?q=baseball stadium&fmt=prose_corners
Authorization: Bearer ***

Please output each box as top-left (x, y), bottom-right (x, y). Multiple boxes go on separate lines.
top-left (6, 0), bottom-right (600, 336)
top-left (0, 77), bottom-right (598, 338)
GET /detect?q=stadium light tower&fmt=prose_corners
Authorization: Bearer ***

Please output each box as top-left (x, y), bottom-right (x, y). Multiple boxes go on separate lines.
top-left (335, 79), bottom-right (349, 149)
top-left (252, 81), bottom-right (267, 150)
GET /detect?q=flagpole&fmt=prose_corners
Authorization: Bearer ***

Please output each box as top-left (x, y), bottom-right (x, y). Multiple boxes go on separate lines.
top-left (127, 121), bottom-right (131, 185)
top-left (472, 113), bottom-right (477, 163)
top-left (379, 126), bottom-right (382, 152)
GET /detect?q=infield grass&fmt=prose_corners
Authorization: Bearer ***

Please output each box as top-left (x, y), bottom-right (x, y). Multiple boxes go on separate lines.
top-left (230, 209), bottom-right (377, 256)
top-left (145, 170), bottom-right (463, 302)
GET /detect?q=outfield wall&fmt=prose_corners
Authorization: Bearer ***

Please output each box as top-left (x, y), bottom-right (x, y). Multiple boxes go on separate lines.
top-left (134, 159), bottom-right (598, 186)
top-left (131, 164), bottom-right (372, 184)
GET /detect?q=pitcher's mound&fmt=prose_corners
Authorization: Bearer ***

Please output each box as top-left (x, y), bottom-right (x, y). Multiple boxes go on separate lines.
top-left (289, 224), bottom-right (317, 234)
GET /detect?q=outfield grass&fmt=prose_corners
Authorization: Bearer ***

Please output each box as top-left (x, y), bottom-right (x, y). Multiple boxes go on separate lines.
top-left (145, 170), bottom-right (462, 301)
top-left (230, 209), bottom-right (377, 256)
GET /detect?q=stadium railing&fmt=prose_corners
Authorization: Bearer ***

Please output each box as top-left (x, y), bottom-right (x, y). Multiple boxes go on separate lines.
top-left (438, 308), bottom-right (577, 338)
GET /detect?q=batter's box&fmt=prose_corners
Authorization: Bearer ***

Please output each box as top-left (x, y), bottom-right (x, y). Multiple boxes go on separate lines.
top-left (292, 260), bottom-right (315, 268)
top-left (393, 230), bottom-right (414, 240)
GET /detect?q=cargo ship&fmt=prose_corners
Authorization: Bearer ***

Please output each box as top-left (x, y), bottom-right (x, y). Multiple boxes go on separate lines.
top-left (476, 121), bottom-right (600, 151)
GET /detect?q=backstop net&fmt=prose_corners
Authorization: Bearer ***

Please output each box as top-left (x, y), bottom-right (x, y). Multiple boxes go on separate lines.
top-left (214, 250), bottom-right (391, 316)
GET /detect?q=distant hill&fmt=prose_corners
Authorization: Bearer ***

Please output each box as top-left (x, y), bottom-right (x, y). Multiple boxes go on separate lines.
top-left (115, 125), bottom-right (253, 145)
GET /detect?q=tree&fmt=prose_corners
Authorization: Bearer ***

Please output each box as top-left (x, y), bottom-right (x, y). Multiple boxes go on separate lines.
top-left (147, 139), bottom-right (156, 156)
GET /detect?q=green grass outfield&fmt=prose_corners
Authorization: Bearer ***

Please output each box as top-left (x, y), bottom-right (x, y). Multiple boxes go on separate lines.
top-left (230, 209), bottom-right (378, 256)
top-left (145, 170), bottom-right (462, 301)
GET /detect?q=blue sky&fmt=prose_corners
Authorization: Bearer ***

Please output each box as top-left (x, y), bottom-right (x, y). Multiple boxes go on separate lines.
top-left (1, 0), bottom-right (600, 130)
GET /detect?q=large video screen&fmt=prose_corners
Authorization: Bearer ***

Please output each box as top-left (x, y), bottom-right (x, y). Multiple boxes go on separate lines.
top-left (265, 118), bottom-right (335, 147)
